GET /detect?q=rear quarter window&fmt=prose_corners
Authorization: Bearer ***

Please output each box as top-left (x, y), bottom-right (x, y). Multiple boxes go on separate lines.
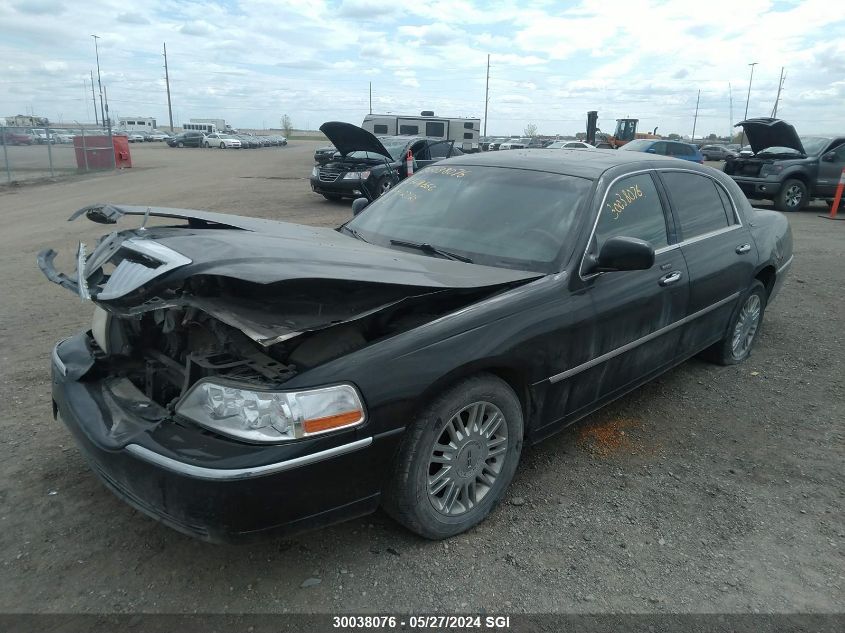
top-left (661, 172), bottom-right (731, 239)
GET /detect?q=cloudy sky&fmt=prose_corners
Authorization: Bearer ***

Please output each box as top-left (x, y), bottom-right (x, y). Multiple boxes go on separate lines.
top-left (2, 0), bottom-right (843, 136)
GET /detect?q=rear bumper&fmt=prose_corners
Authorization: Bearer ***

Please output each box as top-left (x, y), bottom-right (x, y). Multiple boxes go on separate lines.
top-left (51, 333), bottom-right (398, 542)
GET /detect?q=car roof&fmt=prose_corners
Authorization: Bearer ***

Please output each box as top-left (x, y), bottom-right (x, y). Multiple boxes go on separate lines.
top-left (444, 147), bottom-right (704, 179)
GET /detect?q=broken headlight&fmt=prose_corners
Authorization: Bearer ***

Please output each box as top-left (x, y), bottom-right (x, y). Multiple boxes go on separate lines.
top-left (176, 381), bottom-right (365, 443)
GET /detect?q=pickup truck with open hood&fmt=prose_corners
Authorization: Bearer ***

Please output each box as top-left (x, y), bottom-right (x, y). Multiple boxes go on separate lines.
top-left (724, 118), bottom-right (845, 211)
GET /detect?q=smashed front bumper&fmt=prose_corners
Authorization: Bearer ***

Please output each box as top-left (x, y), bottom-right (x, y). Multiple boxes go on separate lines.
top-left (51, 332), bottom-right (390, 542)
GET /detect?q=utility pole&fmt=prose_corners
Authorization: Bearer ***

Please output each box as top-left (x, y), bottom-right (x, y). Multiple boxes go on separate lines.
top-left (691, 89), bottom-right (700, 143)
top-left (369, 82), bottom-right (372, 114)
top-left (483, 54), bottom-right (490, 137)
top-left (741, 62), bottom-right (757, 146)
top-left (772, 66), bottom-right (785, 118)
top-left (90, 70), bottom-right (99, 125)
top-left (163, 42), bottom-right (174, 132)
top-left (729, 82), bottom-right (733, 140)
top-left (91, 35), bottom-right (106, 127)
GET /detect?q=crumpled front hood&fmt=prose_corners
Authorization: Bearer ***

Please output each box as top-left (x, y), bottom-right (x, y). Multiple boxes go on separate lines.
top-left (38, 204), bottom-right (542, 346)
top-left (735, 118), bottom-right (804, 155)
top-left (319, 121), bottom-right (391, 158)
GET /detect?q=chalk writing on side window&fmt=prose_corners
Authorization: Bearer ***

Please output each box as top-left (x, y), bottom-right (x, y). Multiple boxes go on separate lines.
top-left (606, 183), bottom-right (644, 220)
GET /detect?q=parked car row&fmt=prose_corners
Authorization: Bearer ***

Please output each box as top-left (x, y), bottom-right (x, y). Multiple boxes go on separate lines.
top-left (115, 129), bottom-right (172, 143)
top-left (166, 130), bottom-right (287, 149)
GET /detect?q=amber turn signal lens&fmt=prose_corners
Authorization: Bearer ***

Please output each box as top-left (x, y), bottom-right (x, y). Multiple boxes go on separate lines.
top-left (302, 410), bottom-right (363, 434)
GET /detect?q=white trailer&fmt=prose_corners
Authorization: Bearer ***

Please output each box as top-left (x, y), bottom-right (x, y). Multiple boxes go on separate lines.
top-left (362, 112), bottom-right (480, 152)
top-left (118, 117), bottom-right (157, 131)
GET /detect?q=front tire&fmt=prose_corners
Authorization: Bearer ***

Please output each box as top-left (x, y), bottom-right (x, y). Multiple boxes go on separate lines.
top-left (383, 374), bottom-right (523, 539)
top-left (177, 141), bottom-right (184, 148)
top-left (775, 179), bottom-right (807, 212)
top-left (321, 194), bottom-right (342, 201)
top-left (375, 176), bottom-right (393, 198)
top-left (700, 281), bottom-right (767, 365)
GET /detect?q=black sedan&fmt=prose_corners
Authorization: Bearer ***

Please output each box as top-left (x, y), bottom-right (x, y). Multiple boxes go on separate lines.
top-left (39, 148), bottom-right (792, 542)
top-left (166, 131), bottom-right (204, 148)
top-left (310, 122), bottom-right (461, 201)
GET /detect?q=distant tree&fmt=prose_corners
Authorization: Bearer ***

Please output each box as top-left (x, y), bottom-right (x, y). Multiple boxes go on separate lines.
top-left (668, 133), bottom-right (681, 140)
top-left (280, 114), bottom-right (293, 137)
top-left (707, 133), bottom-right (717, 140)
top-left (524, 122), bottom-right (538, 137)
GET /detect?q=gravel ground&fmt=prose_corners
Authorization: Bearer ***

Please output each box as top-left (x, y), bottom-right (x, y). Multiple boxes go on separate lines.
top-left (0, 143), bottom-right (842, 614)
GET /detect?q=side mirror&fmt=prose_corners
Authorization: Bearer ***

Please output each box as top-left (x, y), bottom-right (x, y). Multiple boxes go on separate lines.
top-left (351, 197), bottom-right (369, 216)
top-left (822, 152), bottom-right (836, 162)
top-left (645, 148), bottom-right (656, 154)
top-left (585, 236), bottom-right (655, 274)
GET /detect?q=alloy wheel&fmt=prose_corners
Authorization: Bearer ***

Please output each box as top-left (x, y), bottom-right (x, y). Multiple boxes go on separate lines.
top-left (731, 294), bottom-right (761, 359)
top-left (427, 401), bottom-right (508, 517)
top-left (785, 184), bottom-right (803, 208)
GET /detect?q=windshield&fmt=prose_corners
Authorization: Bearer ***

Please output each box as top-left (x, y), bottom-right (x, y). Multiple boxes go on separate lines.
top-left (347, 140), bottom-right (407, 161)
top-left (619, 139), bottom-right (653, 151)
top-left (799, 136), bottom-right (830, 155)
top-left (757, 146), bottom-right (802, 156)
top-left (346, 165), bottom-right (591, 273)
top-left (547, 141), bottom-right (566, 148)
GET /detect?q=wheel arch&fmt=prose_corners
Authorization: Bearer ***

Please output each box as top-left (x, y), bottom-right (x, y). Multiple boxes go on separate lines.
top-left (411, 361), bottom-right (536, 435)
top-left (754, 265), bottom-right (777, 298)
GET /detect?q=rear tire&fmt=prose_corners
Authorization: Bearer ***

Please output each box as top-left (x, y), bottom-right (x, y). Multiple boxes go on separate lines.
top-left (700, 280), bottom-right (767, 365)
top-left (775, 179), bottom-right (807, 212)
top-left (383, 373), bottom-right (523, 539)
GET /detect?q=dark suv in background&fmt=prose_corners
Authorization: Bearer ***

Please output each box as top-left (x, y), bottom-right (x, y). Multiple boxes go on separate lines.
top-left (700, 144), bottom-right (737, 161)
top-left (166, 131), bottom-right (204, 148)
top-left (725, 118), bottom-right (845, 211)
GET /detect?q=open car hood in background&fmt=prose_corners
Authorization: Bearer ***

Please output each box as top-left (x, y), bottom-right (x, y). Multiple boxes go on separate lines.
top-left (735, 118), bottom-right (804, 155)
top-left (318, 121), bottom-right (392, 158)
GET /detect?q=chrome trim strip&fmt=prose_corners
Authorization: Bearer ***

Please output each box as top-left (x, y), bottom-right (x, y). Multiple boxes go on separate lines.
top-left (548, 292), bottom-right (741, 384)
top-left (125, 437), bottom-right (373, 481)
top-left (52, 338), bottom-right (70, 376)
top-left (777, 255), bottom-right (794, 274)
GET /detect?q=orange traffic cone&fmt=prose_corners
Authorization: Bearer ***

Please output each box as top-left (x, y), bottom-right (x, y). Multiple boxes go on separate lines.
top-left (406, 149), bottom-right (414, 177)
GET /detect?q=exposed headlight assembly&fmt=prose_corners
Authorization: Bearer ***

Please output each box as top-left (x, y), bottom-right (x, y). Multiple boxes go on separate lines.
top-left (311, 166), bottom-right (319, 176)
top-left (176, 381), bottom-right (365, 443)
top-left (342, 171), bottom-right (371, 180)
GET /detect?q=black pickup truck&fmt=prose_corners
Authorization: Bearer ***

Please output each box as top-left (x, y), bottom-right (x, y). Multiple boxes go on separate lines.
top-left (724, 118), bottom-right (845, 211)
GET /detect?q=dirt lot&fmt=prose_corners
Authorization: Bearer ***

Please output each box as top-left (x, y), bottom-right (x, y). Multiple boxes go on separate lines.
top-left (0, 142), bottom-right (842, 615)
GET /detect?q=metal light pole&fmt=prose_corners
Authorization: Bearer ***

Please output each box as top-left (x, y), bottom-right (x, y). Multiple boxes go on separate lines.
top-left (741, 62), bottom-right (757, 147)
top-left (483, 54), bottom-right (490, 137)
top-left (91, 35), bottom-right (106, 127)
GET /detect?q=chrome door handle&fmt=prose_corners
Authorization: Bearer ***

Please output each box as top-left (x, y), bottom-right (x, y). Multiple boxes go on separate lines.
top-left (736, 244), bottom-right (751, 254)
top-left (659, 271), bottom-right (682, 286)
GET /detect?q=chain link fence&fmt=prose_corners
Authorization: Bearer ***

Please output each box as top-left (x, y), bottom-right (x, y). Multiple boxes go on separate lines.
top-left (1, 122), bottom-right (117, 184)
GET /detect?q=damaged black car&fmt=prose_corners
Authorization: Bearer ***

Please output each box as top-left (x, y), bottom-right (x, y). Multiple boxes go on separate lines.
top-left (42, 149), bottom-right (792, 543)
top-left (310, 121), bottom-right (460, 201)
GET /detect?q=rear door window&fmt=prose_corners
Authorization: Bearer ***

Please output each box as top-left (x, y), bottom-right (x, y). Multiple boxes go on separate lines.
top-left (661, 172), bottom-right (731, 239)
top-left (428, 141), bottom-right (454, 159)
top-left (595, 173), bottom-right (668, 249)
top-left (668, 143), bottom-right (693, 156)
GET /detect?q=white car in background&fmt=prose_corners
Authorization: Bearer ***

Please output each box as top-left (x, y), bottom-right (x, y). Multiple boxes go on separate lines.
top-left (204, 132), bottom-right (242, 149)
top-left (149, 130), bottom-right (171, 141)
top-left (546, 140), bottom-right (595, 149)
top-left (52, 129), bottom-right (77, 144)
top-left (126, 131), bottom-right (145, 143)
